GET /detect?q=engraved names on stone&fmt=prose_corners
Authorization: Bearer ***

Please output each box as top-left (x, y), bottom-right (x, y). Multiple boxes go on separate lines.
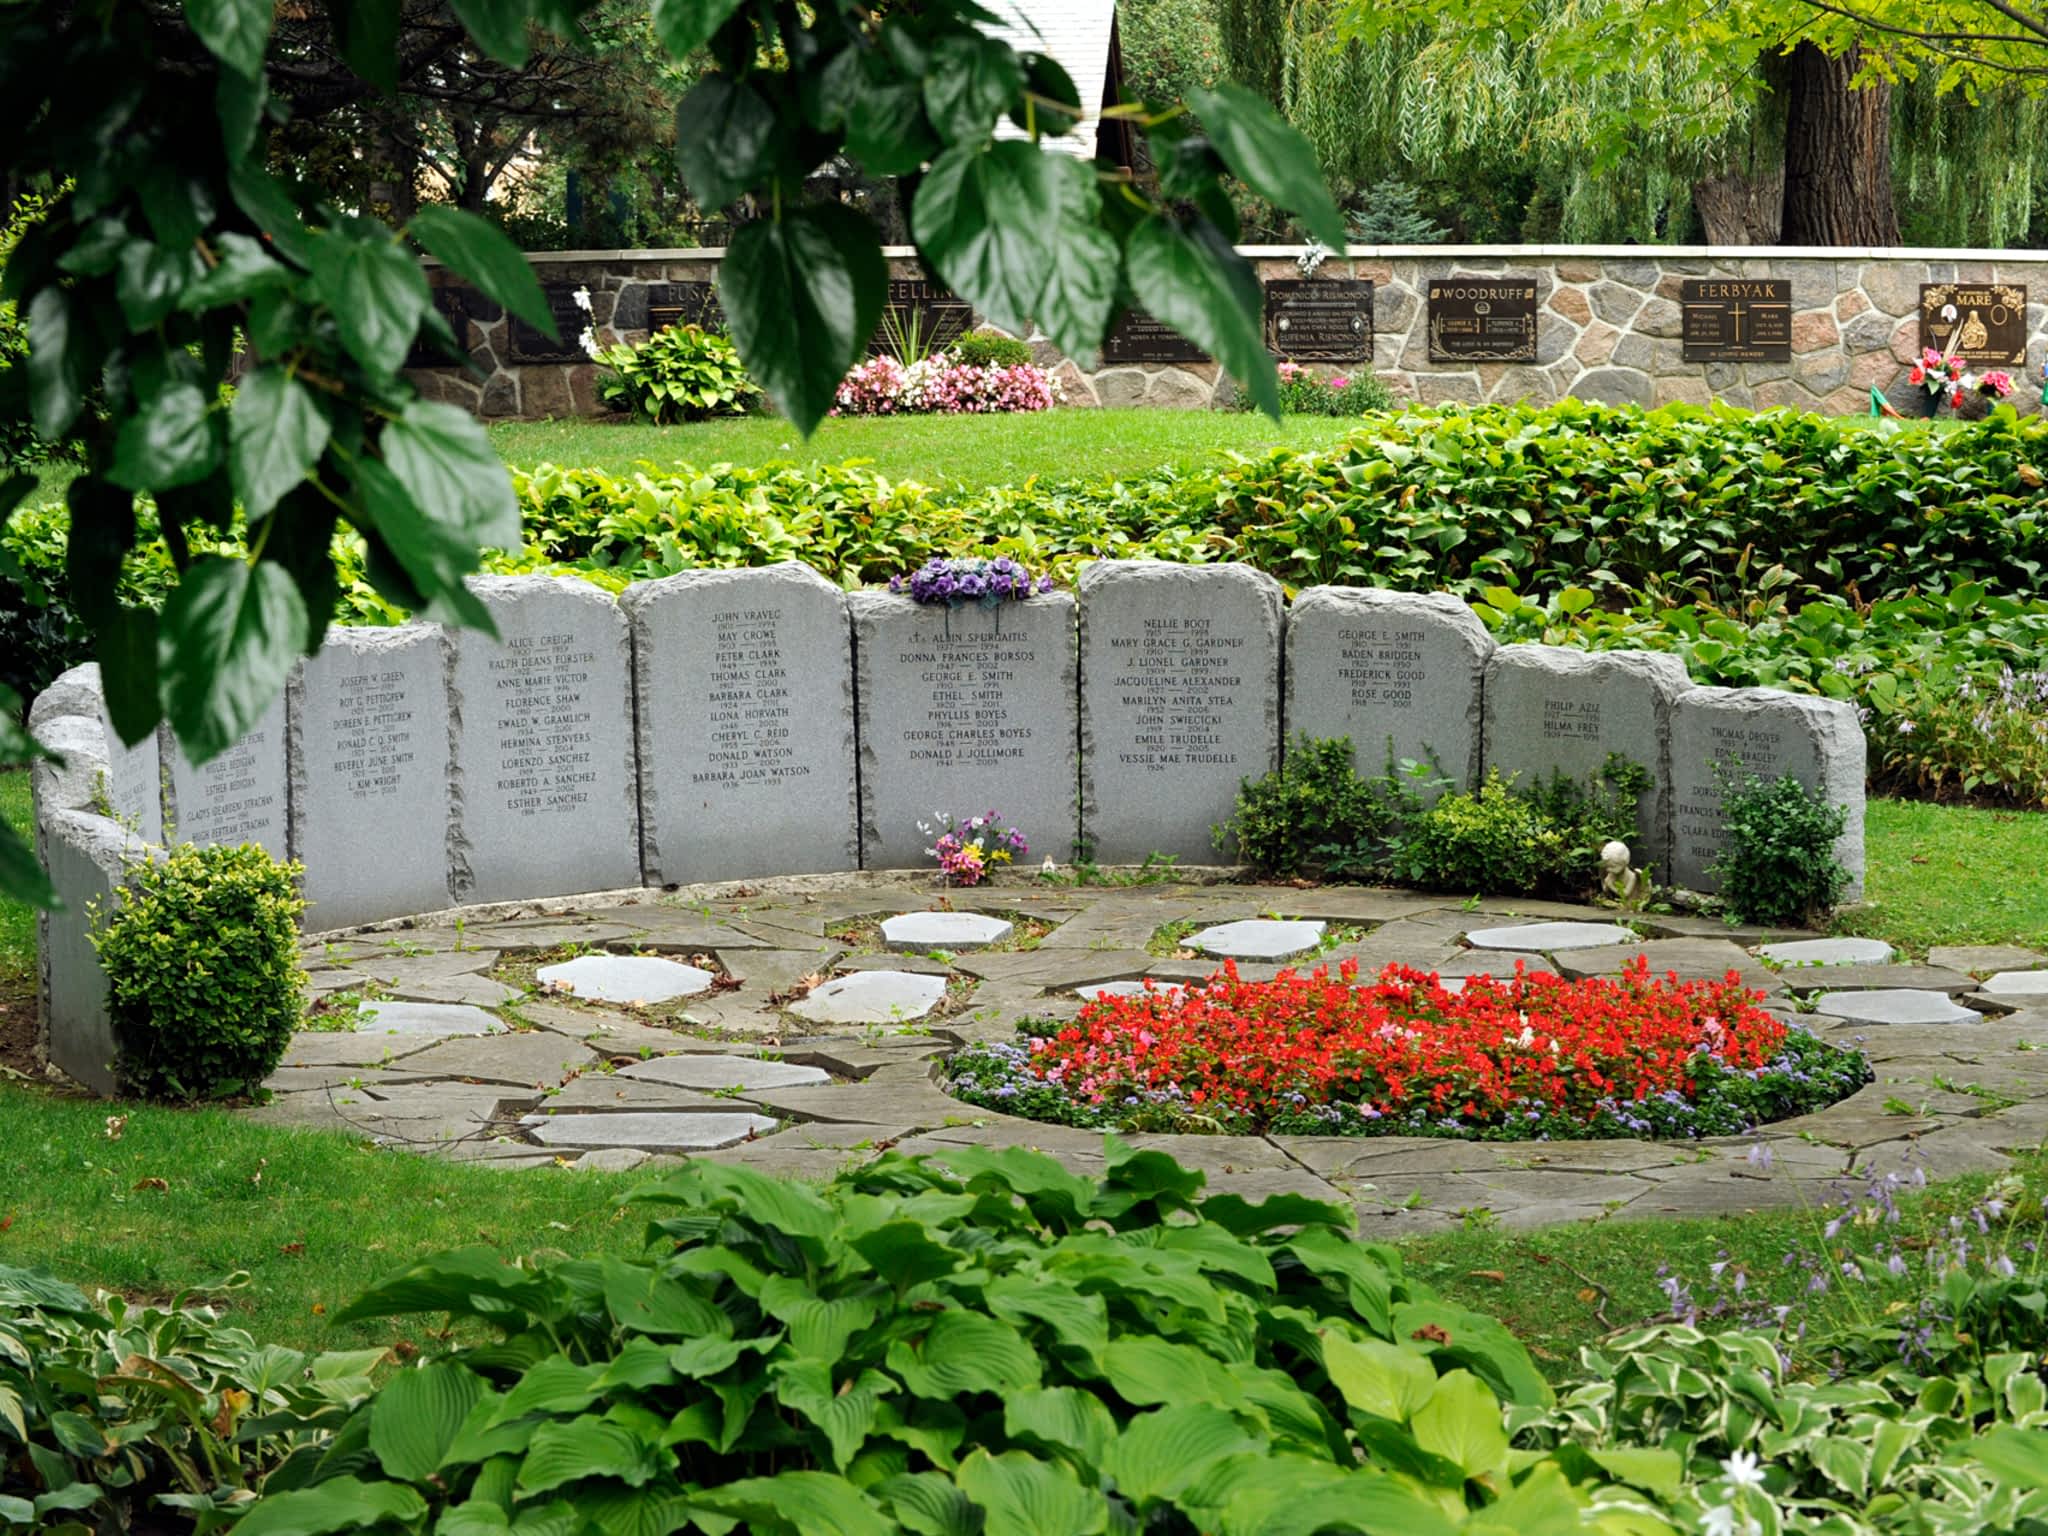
top-left (451, 578), bottom-right (637, 904)
top-left (1426, 278), bottom-right (1538, 362)
top-left (1480, 645), bottom-right (1690, 874)
top-left (1680, 279), bottom-right (1792, 362)
top-left (1080, 562), bottom-right (1281, 863)
top-left (1669, 687), bottom-right (1866, 898)
top-left (163, 691), bottom-right (286, 856)
top-left (1264, 279), bottom-right (1373, 361)
top-left (625, 564), bottom-right (858, 883)
top-left (291, 625), bottom-right (451, 929)
top-left (853, 590), bottom-right (1078, 869)
top-left (1921, 282), bottom-right (2028, 367)
top-left (1285, 588), bottom-right (1492, 795)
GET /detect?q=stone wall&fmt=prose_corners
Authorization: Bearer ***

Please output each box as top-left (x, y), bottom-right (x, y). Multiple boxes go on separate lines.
top-left (413, 244), bottom-right (2048, 418)
top-left (33, 565), bottom-right (1864, 1092)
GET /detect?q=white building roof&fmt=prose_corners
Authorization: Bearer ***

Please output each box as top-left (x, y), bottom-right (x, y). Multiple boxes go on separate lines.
top-left (982, 0), bottom-right (1118, 159)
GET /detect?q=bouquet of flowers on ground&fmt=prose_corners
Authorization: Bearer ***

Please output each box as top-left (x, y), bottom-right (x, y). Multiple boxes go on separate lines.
top-left (920, 812), bottom-right (1027, 886)
top-left (890, 556), bottom-right (1053, 607)
top-left (1909, 346), bottom-right (1965, 403)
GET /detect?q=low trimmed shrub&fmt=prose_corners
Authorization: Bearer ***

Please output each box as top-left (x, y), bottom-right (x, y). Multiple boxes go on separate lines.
top-left (93, 842), bottom-right (308, 1100)
top-left (948, 328), bottom-right (1034, 369)
top-left (1710, 766), bottom-right (1851, 925)
top-left (592, 324), bottom-right (760, 423)
top-left (1217, 734), bottom-right (1439, 877)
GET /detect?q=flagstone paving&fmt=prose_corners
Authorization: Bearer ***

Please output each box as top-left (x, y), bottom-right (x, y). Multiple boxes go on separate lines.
top-left (258, 875), bottom-right (2048, 1229)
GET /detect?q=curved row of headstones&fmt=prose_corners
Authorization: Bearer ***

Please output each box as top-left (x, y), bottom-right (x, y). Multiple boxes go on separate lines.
top-left (31, 559), bottom-right (1863, 1086)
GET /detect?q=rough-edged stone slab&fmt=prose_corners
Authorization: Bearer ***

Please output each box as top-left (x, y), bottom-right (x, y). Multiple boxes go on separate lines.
top-left (1757, 937), bottom-right (1893, 967)
top-left (1931, 944), bottom-right (2047, 974)
top-left (617, 1054), bottom-right (830, 1091)
top-left (521, 1111), bottom-right (778, 1151)
top-left (1984, 972), bottom-right (2048, 999)
top-left (1812, 989), bottom-right (1979, 1025)
top-left (787, 970), bottom-right (948, 1025)
top-left (356, 1001), bottom-right (501, 1035)
top-left (1081, 980), bottom-right (1188, 1001)
top-left (881, 912), bottom-right (1013, 951)
top-left (1189, 918), bottom-right (1325, 961)
top-left (91, 673), bottom-right (164, 846)
top-left (162, 689), bottom-right (286, 856)
top-left (1780, 964), bottom-right (1975, 995)
top-left (625, 564), bottom-right (858, 884)
top-left (36, 808), bottom-right (151, 1094)
top-left (1284, 587), bottom-right (1492, 794)
top-left (448, 577), bottom-right (638, 903)
top-left (1481, 645), bottom-right (1689, 874)
top-left (1669, 686), bottom-right (1866, 898)
top-left (1465, 920), bottom-right (1638, 952)
top-left (292, 624), bottom-right (452, 928)
top-left (537, 954), bottom-right (713, 1004)
top-left (1079, 562), bottom-right (1282, 863)
top-left (852, 588), bottom-right (1077, 868)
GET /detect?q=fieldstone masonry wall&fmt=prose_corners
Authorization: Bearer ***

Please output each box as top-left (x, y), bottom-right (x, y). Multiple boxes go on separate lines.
top-left (414, 245), bottom-right (2048, 418)
top-left (31, 567), bottom-right (1866, 1090)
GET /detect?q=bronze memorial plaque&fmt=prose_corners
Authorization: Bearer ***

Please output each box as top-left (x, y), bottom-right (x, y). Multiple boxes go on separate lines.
top-left (507, 282), bottom-right (596, 364)
top-left (868, 279), bottom-right (975, 356)
top-left (645, 281), bottom-right (722, 333)
top-left (1679, 279), bottom-right (1792, 362)
top-left (1921, 283), bottom-right (2027, 367)
top-left (1101, 308), bottom-right (1209, 365)
top-left (1426, 277), bottom-right (1538, 362)
top-left (1264, 279), bottom-right (1373, 361)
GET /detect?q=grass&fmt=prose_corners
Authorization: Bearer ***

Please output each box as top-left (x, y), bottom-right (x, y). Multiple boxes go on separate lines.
top-left (1834, 797), bottom-right (2048, 955)
top-left (487, 409), bottom-right (1363, 490)
top-left (0, 769), bottom-right (31, 981)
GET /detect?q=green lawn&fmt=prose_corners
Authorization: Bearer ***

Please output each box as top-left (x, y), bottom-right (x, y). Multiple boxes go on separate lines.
top-left (0, 770), bottom-right (31, 985)
top-left (488, 409), bottom-right (1361, 488)
top-left (1836, 797), bottom-right (2048, 955)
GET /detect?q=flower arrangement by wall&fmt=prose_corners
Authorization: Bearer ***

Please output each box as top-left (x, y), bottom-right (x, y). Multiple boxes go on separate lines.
top-left (920, 811), bottom-right (1028, 886)
top-left (890, 555), bottom-right (1053, 605)
top-left (948, 957), bottom-right (1868, 1139)
top-left (1910, 347), bottom-right (2016, 418)
top-left (1233, 359), bottom-right (1395, 415)
top-left (834, 348), bottom-right (1062, 416)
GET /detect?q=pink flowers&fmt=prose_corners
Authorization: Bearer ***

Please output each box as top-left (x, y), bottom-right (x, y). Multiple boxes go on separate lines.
top-left (919, 811), bottom-right (1029, 886)
top-left (834, 350), bottom-right (1062, 416)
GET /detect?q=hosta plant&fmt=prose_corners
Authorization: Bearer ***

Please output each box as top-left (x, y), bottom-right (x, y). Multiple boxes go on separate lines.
top-left (249, 1142), bottom-right (1684, 1536)
top-left (593, 325), bottom-right (761, 424)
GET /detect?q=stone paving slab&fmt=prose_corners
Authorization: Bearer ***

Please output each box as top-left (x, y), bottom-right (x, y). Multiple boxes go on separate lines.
top-left (617, 1054), bottom-right (830, 1092)
top-left (787, 971), bottom-right (948, 1025)
top-left (1756, 937), bottom-right (1894, 967)
top-left (542, 1076), bottom-right (739, 1113)
top-left (1465, 921), bottom-right (1639, 952)
top-left (1984, 971), bottom-right (2048, 999)
top-left (538, 954), bottom-right (715, 1005)
top-left (521, 1111), bottom-right (779, 1151)
top-left (882, 912), bottom-right (1013, 951)
top-left (1811, 989), bottom-right (1982, 1025)
top-left (357, 1001), bottom-right (503, 1035)
top-left (394, 1031), bottom-right (600, 1088)
top-left (716, 948), bottom-right (843, 995)
top-left (1931, 945), bottom-right (2048, 975)
top-left (279, 1031), bottom-right (467, 1070)
top-left (1781, 964), bottom-right (1978, 995)
top-left (461, 920), bottom-right (640, 949)
top-left (1551, 938), bottom-right (1780, 993)
top-left (386, 973), bottom-right (528, 1007)
top-left (1189, 919), bottom-right (1326, 961)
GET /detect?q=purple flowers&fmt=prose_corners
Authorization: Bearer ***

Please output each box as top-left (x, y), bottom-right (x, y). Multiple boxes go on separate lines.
top-left (890, 556), bottom-right (1055, 607)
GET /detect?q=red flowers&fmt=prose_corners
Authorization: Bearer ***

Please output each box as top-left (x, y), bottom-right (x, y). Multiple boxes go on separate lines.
top-left (1017, 958), bottom-right (1786, 1135)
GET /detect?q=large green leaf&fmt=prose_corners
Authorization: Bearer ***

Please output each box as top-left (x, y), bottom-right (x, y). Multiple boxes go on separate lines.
top-left (772, 1360), bottom-right (895, 1471)
top-left (230, 368), bottom-right (330, 519)
top-left (309, 233), bottom-right (431, 377)
top-left (600, 1257), bottom-right (730, 1338)
top-left (873, 1473), bottom-right (979, 1536)
top-left (370, 1363), bottom-right (486, 1483)
top-left (409, 205), bottom-right (555, 340)
top-left (116, 241), bottom-right (205, 329)
top-left (1389, 1300), bottom-right (1551, 1408)
top-left (182, 0), bottom-right (272, 79)
top-left (514, 1419), bottom-right (663, 1496)
top-left (1973, 1426), bottom-right (2048, 1489)
top-left (911, 141), bottom-right (1054, 338)
top-left (1124, 216), bottom-right (1277, 419)
top-left (1320, 1334), bottom-right (1436, 1423)
top-left (381, 400), bottom-right (520, 550)
top-left (182, 232), bottom-right (292, 310)
top-left (696, 1471), bottom-right (893, 1536)
top-left (1409, 1369), bottom-right (1507, 1480)
top-left (1097, 1336), bottom-right (1242, 1408)
top-left (110, 382), bottom-right (221, 492)
top-left (0, 823), bottom-right (56, 910)
top-left (335, 1246), bottom-right (564, 1325)
top-left (157, 556), bottom-right (305, 763)
top-left (1187, 84), bottom-right (1347, 250)
top-left (449, 0), bottom-right (533, 65)
top-left (1034, 158), bottom-right (1118, 363)
top-left (351, 458), bottom-right (496, 632)
top-left (1182, 1455), bottom-right (1458, 1536)
top-left (1004, 1387), bottom-right (1117, 1470)
top-left (651, 0), bottom-right (747, 63)
top-left (923, 33), bottom-right (1026, 144)
top-left (26, 288), bottom-right (91, 439)
top-left (96, 606), bottom-right (162, 747)
top-left (887, 1310), bottom-right (1041, 1399)
top-left (232, 1477), bottom-right (427, 1536)
top-left (719, 206), bottom-right (885, 437)
top-left (956, 1450), bottom-right (1106, 1536)
top-left (675, 77), bottom-right (778, 214)
top-left (332, 0), bottom-right (401, 92)
top-left (849, 1220), bottom-right (962, 1289)
top-left (1103, 1403), bottom-right (1257, 1506)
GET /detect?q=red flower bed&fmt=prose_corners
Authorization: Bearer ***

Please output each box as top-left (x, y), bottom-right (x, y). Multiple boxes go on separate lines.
top-left (949, 957), bottom-right (1815, 1138)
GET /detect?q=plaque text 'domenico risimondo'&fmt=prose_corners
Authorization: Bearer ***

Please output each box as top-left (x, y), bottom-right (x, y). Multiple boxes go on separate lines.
top-left (1921, 283), bottom-right (2028, 367)
top-left (1680, 279), bottom-right (1792, 362)
top-left (1264, 280), bottom-right (1373, 361)
top-left (1425, 278), bottom-right (1537, 362)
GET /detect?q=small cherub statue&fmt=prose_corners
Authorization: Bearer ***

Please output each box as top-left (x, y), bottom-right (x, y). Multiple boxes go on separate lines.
top-left (1599, 839), bottom-right (1651, 909)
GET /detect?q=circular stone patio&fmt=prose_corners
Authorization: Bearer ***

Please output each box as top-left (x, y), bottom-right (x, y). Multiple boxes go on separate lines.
top-left (254, 880), bottom-right (2048, 1233)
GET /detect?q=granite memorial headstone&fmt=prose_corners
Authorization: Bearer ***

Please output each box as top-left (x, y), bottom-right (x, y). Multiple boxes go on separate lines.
top-left (449, 577), bottom-right (638, 903)
top-left (851, 588), bottom-right (1078, 868)
top-left (625, 563), bottom-right (859, 883)
top-left (1668, 685), bottom-right (1866, 898)
top-left (290, 624), bottom-right (453, 928)
top-left (1285, 587), bottom-right (1493, 795)
top-left (1079, 561), bottom-right (1282, 863)
top-left (161, 690), bottom-right (287, 857)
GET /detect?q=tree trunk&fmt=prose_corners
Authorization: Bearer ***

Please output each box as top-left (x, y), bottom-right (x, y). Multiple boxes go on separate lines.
top-left (1693, 167), bottom-right (1783, 244)
top-left (1780, 41), bottom-right (1899, 246)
